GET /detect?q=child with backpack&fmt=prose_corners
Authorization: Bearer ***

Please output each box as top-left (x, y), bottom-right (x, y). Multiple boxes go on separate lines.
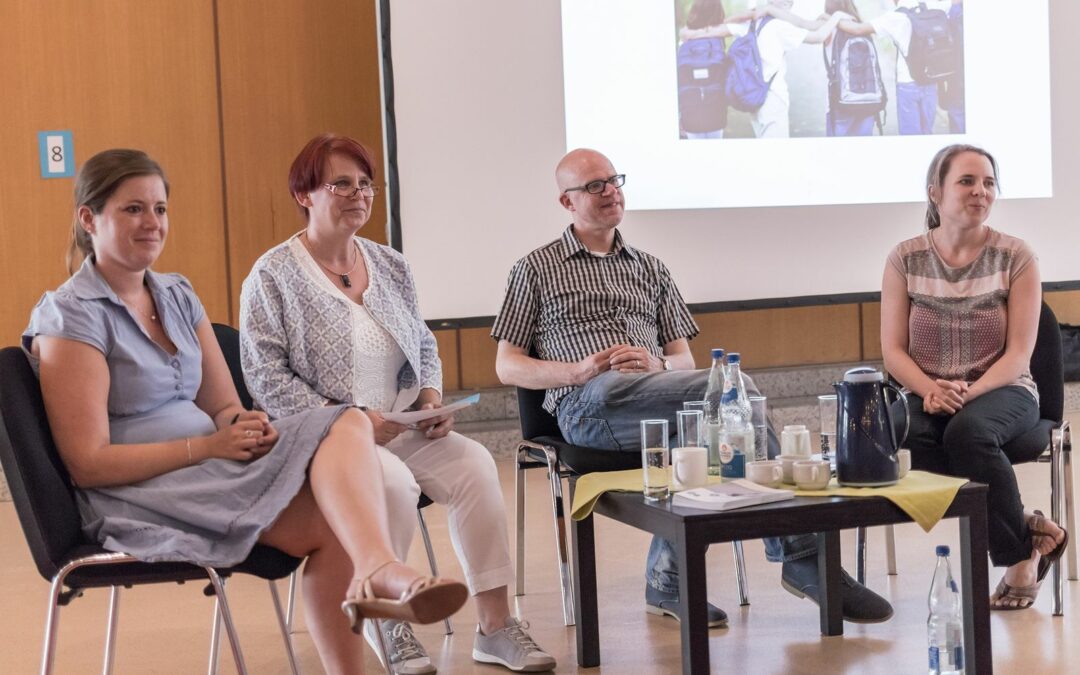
top-left (837, 0), bottom-right (956, 135)
top-left (677, 0), bottom-right (732, 139)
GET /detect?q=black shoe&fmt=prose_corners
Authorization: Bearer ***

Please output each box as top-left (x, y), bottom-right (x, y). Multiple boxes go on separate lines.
top-left (780, 559), bottom-right (894, 624)
top-left (645, 585), bottom-right (728, 628)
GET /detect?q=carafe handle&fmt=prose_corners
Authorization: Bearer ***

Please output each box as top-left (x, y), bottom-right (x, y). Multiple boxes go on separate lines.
top-left (882, 382), bottom-right (909, 450)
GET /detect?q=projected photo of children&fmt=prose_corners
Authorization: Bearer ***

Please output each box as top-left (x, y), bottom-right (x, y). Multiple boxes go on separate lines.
top-left (675, 0), bottom-right (965, 139)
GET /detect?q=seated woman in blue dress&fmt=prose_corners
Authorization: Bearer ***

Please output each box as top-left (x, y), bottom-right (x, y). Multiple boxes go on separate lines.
top-left (22, 148), bottom-right (467, 673)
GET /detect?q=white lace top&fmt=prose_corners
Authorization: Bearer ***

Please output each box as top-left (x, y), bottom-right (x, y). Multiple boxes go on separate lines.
top-left (290, 236), bottom-right (407, 411)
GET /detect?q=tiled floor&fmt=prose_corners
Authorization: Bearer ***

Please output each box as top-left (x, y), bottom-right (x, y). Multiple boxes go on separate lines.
top-left (2, 421), bottom-right (1078, 673)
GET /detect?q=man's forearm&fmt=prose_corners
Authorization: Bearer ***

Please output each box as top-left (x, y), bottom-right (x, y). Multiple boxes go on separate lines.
top-left (496, 351), bottom-right (580, 390)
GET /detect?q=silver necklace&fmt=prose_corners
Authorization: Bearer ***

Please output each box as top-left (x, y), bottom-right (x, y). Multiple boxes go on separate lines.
top-left (302, 233), bottom-right (361, 288)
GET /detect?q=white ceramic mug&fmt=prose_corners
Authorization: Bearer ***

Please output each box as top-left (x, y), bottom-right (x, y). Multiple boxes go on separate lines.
top-left (794, 459), bottom-right (832, 490)
top-left (746, 460), bottom-right (783, 488)
top-left (897, 448), bottom-right (911, 479)
top-left (779, 453), bottom-right (803, 484)
top-left (671, 446), bottom-right (708, 491)
top-left (781, 425), bottom-right (813, 457)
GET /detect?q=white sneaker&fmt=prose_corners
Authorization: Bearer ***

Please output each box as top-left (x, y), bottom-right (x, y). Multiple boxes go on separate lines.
top-left (472, 617), bottom-right (556, 672)
top-left (363, 619), bottom-right (436, 675)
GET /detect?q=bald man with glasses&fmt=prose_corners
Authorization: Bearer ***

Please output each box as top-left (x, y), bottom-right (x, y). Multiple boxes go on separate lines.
top-left (492, 148), bottom-right (894, 631)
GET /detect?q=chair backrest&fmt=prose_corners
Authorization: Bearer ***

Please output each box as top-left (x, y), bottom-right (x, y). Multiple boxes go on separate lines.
top-left (1030, 301), bottom-right (1064, 423)
top-left (0, 347), bottom-right (83, 582)
top-left (516, 386), bottom-right (563, 440)
top-left (212, 323), bottom-right (254, 410)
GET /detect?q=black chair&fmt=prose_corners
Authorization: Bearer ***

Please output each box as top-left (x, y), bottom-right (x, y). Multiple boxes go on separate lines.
top-left (513, 385), bottom-right (751, 626)
top-left (865, 301), bottom-right (1074, 615)
top-left (0, 346), bottom-right (301, 674)
top-left (213, 323), bottom-right (453, 640)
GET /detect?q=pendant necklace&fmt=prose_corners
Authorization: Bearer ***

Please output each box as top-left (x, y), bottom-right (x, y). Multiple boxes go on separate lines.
top-left (303, 233), bottom-right (361, 288)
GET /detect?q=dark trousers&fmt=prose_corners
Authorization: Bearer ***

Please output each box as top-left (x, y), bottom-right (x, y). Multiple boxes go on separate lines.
top-left (899, 386), bottom-right (1040, 566)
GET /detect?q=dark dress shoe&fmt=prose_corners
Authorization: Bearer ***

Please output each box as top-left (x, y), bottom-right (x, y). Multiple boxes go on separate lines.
top-left (781, 559), bottom-right (894, 624)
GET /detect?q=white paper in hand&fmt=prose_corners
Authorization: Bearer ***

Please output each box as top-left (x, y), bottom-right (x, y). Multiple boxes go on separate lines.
top-left (381, 393), bottom-right (480, 425)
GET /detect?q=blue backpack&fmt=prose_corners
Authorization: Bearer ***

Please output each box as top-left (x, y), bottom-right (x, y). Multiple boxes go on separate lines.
top-left (725, 16), bottom-right (776, 113)
top-left (677, 37), bottom-right (728, 133)
top-left (898, 2), bottom-right (958, 84)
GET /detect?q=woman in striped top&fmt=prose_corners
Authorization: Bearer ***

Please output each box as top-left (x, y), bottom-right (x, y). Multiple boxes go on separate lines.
top-left (880, 144), bottom-right (1067, 610)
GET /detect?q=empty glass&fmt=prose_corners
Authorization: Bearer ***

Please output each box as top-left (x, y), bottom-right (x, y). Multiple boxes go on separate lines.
top-left (676, 409), bottom-right (704, 448)
top-left (818, 394), bottom-right (838, 470)
top-left (640, 419), bottom-right (670, 501)
top-left (749, 395), bottom-right (768, 461)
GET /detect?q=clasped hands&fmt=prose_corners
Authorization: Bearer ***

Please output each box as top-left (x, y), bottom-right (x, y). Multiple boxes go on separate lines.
top-left (572, 344), bottom-right (661, 385)
top-left (205, 410), bottom-right (278, 462)
top-left (924, 379), bottom-right (970, 416)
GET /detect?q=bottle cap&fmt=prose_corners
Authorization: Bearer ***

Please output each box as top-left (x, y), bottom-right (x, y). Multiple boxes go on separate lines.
top-left (711, 348), bottom-right (725, 359)
top-left (727, 353), bottom-right (741, 364)
top-left (935, 545), bottom-right (950, 556)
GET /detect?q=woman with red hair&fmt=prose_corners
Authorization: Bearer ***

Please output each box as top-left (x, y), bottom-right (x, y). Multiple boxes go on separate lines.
top-left (240, 133), bottom-right (555, 674)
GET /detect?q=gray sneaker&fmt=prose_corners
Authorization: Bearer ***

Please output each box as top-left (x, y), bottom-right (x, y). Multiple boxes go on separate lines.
top-left (472, 617), bottom-right (556, 672)
top-left (363, 618), bottom-right (436, 675)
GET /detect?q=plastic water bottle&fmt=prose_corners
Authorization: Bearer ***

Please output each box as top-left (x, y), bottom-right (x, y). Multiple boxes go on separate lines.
top-left (928, 545), bottom-right (964, 674)
top-left (718, 353), bottom-right (753, 479)
top-left (703, 348), bottom-right (725, 476)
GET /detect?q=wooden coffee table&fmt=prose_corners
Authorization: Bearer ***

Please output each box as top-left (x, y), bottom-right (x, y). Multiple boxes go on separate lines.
top-left (571, 482), bottom-right (991, 674)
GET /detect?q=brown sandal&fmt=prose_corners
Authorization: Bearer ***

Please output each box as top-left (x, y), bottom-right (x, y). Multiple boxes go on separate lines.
top-left (341, 560), bottom-right (468, 632)
top-left (1030, 510), bottom-right (1069, 583)
top-left (989, 577), bottom-right (1042, 611)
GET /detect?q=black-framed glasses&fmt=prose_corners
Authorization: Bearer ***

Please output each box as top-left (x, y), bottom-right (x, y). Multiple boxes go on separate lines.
top-left (563, 174), bottom-right (626, 195)
top-left (323, 182), bottom-right (381, 199)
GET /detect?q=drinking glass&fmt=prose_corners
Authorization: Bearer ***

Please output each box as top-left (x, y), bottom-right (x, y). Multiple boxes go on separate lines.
top-left (676, 409), bottom-right (704, 448)
top-left (749, 395), bottom-right (768, 461)
top-left (640, 419), bottom-right (670, 501)
top-left (818, 394), bottom-right (838, 470)
top-left (684, 400), bottom-right (718, 475)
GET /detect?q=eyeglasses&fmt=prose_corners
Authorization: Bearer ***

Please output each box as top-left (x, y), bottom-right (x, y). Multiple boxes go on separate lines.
top-left (323, 182), bottom-right (381, 199)
top-left (563, 174), bottom-right (626, 195)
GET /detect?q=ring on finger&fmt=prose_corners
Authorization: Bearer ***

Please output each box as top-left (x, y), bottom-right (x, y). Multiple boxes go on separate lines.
top-left (245, 430), bottom-right (254, 438)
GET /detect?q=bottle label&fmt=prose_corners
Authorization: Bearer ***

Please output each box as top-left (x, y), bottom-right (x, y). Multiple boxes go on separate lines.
top-left (929, 647), bottom-right (939, 671)
top-left (719, 441), bottom-right (734, 464)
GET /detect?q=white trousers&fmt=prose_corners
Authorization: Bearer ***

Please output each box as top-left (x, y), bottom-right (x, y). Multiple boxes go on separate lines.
top-left (377, 430), bottom-right (513, 595)
top-left (751, 88), bottom-right (791, 138)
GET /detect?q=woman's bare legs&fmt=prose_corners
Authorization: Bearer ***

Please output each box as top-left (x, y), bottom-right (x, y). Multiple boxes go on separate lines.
top-left (260, 409), bottom-right (449, 673)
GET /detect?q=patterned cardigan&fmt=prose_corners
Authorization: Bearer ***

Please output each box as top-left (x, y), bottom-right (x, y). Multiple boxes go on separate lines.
top-left (239, 236), bottom-right (442, 420)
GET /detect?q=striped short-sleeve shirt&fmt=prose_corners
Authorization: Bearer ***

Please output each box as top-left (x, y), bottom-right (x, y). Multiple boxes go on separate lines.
top-left (491, 225), bottom-right (699, 413)
top-left (887, 227), bottom-right (1038, 400)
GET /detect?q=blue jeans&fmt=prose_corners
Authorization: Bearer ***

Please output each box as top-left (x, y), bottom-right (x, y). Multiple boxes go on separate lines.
top-left (827, 111), bottom-right (876, 137)
top-left (896, 81), bottom-right (938, 135)
top-left (557, 369), bottom-right (819, 593)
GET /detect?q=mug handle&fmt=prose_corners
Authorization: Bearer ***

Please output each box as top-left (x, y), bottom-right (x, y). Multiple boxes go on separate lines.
top-left (674, 456), bottom-right (688, 485)
top-left (772, 464), bottom-right (783, 482)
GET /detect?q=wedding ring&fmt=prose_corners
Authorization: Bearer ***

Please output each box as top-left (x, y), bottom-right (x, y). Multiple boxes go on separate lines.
top-left (636, 360), bottom-right (640, 369)
top-left (245, 430), bottom-right (254, 438)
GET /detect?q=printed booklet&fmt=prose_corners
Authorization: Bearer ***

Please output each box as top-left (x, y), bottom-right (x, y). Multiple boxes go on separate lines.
top-left (672, 479), bottom-right (794, 512)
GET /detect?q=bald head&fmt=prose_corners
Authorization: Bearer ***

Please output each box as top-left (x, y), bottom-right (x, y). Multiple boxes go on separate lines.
top-left (556, 148), bottom-right (615, 192)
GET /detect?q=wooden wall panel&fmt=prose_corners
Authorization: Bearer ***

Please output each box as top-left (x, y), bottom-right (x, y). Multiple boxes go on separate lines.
top-left (1046, 290), bottom-right (1080, 325)
top-left (216, 1), bottom-right (386, 324)
top-left (433, 329), bottom-right (461, 391)
top-left (691, 305), bottom-right (862, 370)
top-left (0, 0), bottom-right (226, 345)
top-left (862, 302), bottom-right (882, 360)
top-left (459, 327), bottom-right (500, 389)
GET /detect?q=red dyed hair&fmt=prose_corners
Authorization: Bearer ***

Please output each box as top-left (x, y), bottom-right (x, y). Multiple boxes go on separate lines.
top-left (288, 133), bottom-right (377, 218)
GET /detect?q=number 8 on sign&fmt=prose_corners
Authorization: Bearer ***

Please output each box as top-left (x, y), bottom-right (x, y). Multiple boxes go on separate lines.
top-left (38, 130), bottom-right (74, 178)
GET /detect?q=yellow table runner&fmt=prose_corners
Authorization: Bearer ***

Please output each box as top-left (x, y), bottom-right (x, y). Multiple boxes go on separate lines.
top-left (570, 469), bottom-right (967, 532)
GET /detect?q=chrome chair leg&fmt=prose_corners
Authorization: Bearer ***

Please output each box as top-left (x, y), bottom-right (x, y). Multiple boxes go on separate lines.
top-left (372, 619), bottom-right (394, 675)
top-left (542, 446), bottom-right (575, 626)
top-left (103, 586), bottom-right (120, 674)
top-left (207, 596), bottom-right (223, 675)
top-left (855, 527), bottom-right (867, 586)
top-left (268, 580), bottom-right (301, 674)
top-left (417, 508), bottom-right (453, 635)
top-left (285, 571), bottom-right (299, 634)
top-left (205, 570), bottom-right (248, 674)
top-left (1062, 424), bottom-right (1078, 581)
top-left (885, 525), bottom-right (898, 575)
top-left (515, 449), bottom-right (527, 597)
top-left (732, 541), bottom-right (750, 606)
top-left (1052, 428), bottom-right (1065, 616)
